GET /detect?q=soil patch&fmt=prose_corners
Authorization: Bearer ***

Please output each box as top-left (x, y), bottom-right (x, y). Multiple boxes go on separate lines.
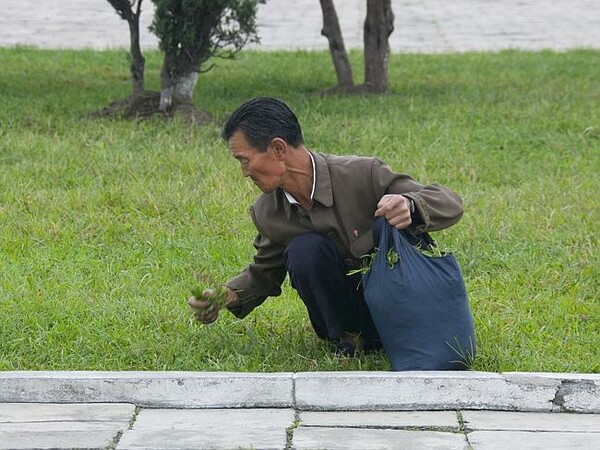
top-left (90, 91), bottom-right (212, 125)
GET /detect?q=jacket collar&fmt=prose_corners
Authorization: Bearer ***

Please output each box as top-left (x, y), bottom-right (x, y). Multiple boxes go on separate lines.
top-left (281, 151), bottom-right (333, 219)
top-left (311, 152), bottom-right (334, 207)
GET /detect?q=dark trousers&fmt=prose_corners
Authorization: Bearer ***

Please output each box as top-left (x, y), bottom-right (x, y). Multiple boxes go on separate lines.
top-left (284, 232), bottom-right (382, 351)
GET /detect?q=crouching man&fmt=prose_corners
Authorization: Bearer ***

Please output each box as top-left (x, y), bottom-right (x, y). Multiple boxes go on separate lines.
top-left (189, 97), bottom-right (464, 355)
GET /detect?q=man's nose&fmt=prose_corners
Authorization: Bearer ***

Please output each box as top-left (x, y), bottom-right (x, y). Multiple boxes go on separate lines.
top-left (242, 165), bottom-right (250, 177)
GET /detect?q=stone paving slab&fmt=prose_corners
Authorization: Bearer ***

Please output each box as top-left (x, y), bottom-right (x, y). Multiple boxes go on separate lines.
top-left (0, 421), bottom-right (127, 432)
top-left (462, 410), bottom-right (600, 432)
top-left (468, 431), bottom-right (600, 450)
top-left (299, 410), bottom-right (459, 430)
top-left (116, 408), bottom-right (294, 450)
top-left (0, 403), bottom-right (135, 450)
top-left (0, 430), bottom-right (123, 450)
top-left (292, 427), bottom-right (468, 450)
top-left (0, 402), bottom-right (135, 423)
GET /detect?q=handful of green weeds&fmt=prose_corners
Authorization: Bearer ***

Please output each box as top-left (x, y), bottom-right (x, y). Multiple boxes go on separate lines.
top-left (190, 285), bottom-right (231, 313)
top-left (191, 268), bottom-right (234, 314)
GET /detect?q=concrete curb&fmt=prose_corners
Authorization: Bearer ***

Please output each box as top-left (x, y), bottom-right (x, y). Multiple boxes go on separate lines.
top-left (295, 372), bottom-right (600, 413)
top-left (0, 372), bottom-right (293, 409)
top-left (0, 371), bottom-right (598, 413)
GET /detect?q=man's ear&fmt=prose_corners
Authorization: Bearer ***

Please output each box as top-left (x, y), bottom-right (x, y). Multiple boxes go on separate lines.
top-left (269, 137), bottom-right (287, 159)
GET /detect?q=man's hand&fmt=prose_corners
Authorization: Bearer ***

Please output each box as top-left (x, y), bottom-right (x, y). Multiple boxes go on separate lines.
top-left (374, 194), bottom-right (413, 230)
top-left (188, 287), bottom-right (239, 324)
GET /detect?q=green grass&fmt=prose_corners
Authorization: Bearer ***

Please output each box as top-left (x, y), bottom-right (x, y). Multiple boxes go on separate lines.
top-left (0, 47), bottom-right (598, 373)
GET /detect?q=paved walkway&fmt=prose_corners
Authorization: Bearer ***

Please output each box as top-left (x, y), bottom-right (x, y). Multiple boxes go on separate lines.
top-left (1, 0), bottom-right (599, 52)
top-left (2, 403), bottom-right (600, 449)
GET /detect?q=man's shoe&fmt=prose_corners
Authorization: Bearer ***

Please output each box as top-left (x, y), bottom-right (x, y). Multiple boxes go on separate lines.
top-left (335, 332), bottom-right (365, 357)
top-left (335, 340), bottom-right (357, 357)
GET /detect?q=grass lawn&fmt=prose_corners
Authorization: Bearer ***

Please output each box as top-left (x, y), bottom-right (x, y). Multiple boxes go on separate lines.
top-left (0, 47), bottom-right (598, 373)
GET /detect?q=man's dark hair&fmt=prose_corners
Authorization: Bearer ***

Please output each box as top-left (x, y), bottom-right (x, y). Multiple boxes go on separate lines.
top-left (222, 97), bottom-right (304, 152)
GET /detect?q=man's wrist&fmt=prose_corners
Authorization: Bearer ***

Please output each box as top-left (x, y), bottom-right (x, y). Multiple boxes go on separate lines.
top-left (404, 196), bottom-right (416, 214)
top-left (224, 286), bottom-right (241, 307)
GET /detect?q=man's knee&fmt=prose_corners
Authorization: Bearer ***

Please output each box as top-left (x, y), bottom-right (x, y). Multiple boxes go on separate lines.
top-left (284, 232), bottom-right (338, 275)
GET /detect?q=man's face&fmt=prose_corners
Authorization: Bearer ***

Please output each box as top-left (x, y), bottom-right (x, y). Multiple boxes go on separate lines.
top-left (228, 130), bottom-right (285, 193)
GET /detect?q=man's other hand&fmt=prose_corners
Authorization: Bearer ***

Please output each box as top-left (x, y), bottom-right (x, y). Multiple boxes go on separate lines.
top-left (188, 287), bottom-right (239, 324)
top-left (374, 194), bottom-right (413, 230)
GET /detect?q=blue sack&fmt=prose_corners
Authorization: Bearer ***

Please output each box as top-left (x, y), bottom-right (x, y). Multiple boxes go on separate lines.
top-left (363, 218), bottom-right (476, 371)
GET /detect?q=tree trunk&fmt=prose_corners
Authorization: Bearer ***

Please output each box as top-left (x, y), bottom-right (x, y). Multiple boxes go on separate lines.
top-left (128, 12), bottom-right (145, 96)
top-left (106, 0), bottom-right (146, 96)
top-left (319, 0), bottom-right (354, 89)
top-left (159, 54), bottom-right (174, 112)
top-left (172, 71), bottom-right (199, 105)
top-left (363, 0), bottom-right (394, 93)
top-left (159, 55), bottom-right (200, 113)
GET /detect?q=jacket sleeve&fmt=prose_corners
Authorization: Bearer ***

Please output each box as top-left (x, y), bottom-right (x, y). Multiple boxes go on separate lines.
top-left (371, 158), bottom-right (464, 232)
top-left (224, 207), bottom-right (287, 319)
